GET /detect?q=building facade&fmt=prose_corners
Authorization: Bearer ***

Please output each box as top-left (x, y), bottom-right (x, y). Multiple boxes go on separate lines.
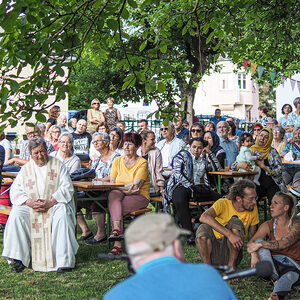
top-left (194, 58), bottom-right (259, 122)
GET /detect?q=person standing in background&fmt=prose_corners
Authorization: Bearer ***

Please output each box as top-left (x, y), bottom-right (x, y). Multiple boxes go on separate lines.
top-left (45, 105), bottom-right (60, 136)
top-left (210, 109), bottom-right (226, 128)
top-left (104, 97), bottom-right (121, 131)
top-left (87, 99), bottom-right (105, 134)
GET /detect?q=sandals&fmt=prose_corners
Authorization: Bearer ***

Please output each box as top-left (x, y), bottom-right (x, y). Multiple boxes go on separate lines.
top-left (109, 229), bottom-right (123, 237)
top-left (109, 245), bottom-right (123, 255)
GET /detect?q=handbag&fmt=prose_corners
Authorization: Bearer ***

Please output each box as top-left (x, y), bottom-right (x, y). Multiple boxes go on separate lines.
top-left (70, 168), bottom-right (96, 181)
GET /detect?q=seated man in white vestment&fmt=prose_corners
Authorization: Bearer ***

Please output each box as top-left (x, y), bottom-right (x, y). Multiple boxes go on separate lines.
top-left (2, 137), bottom-right (79, 273)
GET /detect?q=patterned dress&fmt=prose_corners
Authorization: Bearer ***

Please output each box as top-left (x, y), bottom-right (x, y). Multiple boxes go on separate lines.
top-left (287, 112), bottom-right (300, 127)
top-left (91, 151), bottom-right (120, 179)
top-left (104, 108), bottom-right (119, 131)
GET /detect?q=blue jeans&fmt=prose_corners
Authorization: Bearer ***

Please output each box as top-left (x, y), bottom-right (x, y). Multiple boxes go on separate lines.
top-left (2, 165), bottom-right (21, 172)
top-left (256, 238), bottom-right (299, 297)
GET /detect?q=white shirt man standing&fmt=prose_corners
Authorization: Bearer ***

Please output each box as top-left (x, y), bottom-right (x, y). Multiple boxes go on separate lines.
top-left (156, 121), bottom-right (186, 169)
top-left (2, 137), bottom-right (78, 273)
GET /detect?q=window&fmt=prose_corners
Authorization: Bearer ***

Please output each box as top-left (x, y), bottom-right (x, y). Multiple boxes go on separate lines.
top-left (219, 74), bottom-right (232, 90)
top-left (238, 74), bottom-right (246, 90)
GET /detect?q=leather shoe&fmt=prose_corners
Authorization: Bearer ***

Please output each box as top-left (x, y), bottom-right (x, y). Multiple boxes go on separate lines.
top-left (77, 232), bottom-right (93, 241)
top-left (85, 236), bottom-right (107, 245)
top-left (57, 267), bottom-right (73, 273)
top-left (11, 260), bottom-right (25, 273)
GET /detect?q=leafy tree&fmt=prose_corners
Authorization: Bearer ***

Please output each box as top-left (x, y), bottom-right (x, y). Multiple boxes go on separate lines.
top-left (0, 0), bottom-right (299, 129)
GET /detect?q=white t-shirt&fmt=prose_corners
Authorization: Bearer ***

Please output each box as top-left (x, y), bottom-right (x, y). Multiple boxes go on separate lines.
top-left (160, 142), bottom-right (170, 168)
top-left (0, 139), bottom-right (13, 159)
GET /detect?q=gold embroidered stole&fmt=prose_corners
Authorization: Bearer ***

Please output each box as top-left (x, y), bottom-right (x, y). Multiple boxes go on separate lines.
top-left (23, 157), bottom-right (60, 271)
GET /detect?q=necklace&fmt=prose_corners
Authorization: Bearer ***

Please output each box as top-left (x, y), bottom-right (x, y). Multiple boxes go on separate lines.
top-left (273, 218), bottom-right (291, 238)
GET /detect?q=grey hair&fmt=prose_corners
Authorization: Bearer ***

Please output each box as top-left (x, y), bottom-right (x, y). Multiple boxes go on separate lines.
top-left (272, 125), bottom-right (285, 138)
top-left (129, 243), bottom-right (174, 272)
top-left (218, 121), bottom-right (229, 128)
top-left (48, 125), bottom-right (61, 133)
top-left (92, 132), bottom-right (110, 143)
top-left (161, 120), bottom-right (175, 135)
top-left (58, 132), bottom-right (73, 143)
top-left (293, 97), bottom-right (300, 108)
top-left (68, 118), bottom-right (77, 127)
top-left (47, 125), bottom-right (61, 140)
top-left (293, 125), bottom-right (300, 136)
top-left (37, 122), bottom-right (46, 131)
top-left (28, 137), bottom-right (47, 154)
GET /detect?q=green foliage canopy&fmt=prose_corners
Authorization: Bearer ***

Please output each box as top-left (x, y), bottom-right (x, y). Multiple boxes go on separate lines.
top-left (0, 0), bottom-right (299, 128)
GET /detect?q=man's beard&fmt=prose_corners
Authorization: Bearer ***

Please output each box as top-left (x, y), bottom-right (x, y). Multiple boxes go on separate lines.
top-left (217, 133), bottom-right (227, 139)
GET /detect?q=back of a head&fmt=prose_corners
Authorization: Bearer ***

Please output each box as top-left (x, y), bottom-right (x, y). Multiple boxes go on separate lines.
top-left (125, 213), bottom-right (190, 256)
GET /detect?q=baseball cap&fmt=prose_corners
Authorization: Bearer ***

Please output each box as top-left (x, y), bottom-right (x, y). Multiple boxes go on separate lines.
top-left (125, 213), bottom-right (191, 256)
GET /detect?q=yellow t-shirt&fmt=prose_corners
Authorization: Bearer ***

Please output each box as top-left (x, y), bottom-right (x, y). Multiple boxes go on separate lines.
top-left (212, 198), bottom-right (259, 240)
top-left (110, 156), bottom-right (150, 200)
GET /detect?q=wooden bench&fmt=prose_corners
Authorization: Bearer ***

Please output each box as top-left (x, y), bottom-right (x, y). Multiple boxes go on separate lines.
top-left (150, 195), bottom-right (215, 213)
top-left (128, 208), bottom-right (152, 216)
top-left (0, 204), bottom-right (11, 215)
top-left (189, 201), bottom-right (215, 207)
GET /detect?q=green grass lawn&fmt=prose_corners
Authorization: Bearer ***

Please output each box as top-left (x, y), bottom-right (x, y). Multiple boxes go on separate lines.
top-left (0, 219), bottom-right (299, 300)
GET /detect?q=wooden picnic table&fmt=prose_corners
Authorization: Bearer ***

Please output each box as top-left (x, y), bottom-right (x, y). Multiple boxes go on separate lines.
top-left (282, 160), bottom-right (300, 166)
top-left (2, 172), bottom-right (18, 179)
top-left (208, 170), bottom-right (258, 194)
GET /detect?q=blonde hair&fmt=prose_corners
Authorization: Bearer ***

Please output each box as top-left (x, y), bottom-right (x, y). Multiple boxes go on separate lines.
top-left (91, 98), bottom-right (100, 105)
top-left (106, 97), bottom-right (115, 103)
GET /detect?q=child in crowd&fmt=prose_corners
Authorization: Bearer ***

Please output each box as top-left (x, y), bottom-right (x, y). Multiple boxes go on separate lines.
top-left (236, 132), bottom-right (261, 185)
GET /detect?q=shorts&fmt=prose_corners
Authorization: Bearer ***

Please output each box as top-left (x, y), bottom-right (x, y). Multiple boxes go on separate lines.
top-left (196, 216), bottom-right (245, 266)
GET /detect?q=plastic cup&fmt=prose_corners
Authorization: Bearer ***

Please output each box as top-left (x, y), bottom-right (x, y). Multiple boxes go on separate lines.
top-left (225, 158), bottom-right (230, 171)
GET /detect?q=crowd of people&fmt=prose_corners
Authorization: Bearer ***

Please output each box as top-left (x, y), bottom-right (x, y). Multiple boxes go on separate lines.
top-left (0, 97), bottom-right (299, 300)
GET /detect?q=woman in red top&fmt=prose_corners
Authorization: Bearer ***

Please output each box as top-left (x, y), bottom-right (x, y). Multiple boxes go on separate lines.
top-left (247, 192), bottom-right (300, 300)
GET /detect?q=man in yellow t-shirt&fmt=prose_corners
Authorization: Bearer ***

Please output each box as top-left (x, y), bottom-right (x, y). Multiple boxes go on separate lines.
top-left (196, 179), bottom-right (259, 269)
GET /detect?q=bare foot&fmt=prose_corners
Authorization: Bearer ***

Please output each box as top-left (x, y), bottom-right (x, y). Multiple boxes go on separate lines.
top-left (267, 292), bottom-right (279, 300)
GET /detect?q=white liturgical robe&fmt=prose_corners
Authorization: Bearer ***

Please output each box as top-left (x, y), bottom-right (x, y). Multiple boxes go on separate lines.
top-left (2, 157), bottom-right (79, 272)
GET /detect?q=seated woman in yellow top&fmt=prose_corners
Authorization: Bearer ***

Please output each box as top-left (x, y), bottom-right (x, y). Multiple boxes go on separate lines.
top-left (108, 132), bottom-right (150, 255)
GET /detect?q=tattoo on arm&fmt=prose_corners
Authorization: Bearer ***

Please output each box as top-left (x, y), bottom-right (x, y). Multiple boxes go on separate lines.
top-left (260, 240), bottom-right (280, 250)
top-left (261, 217), bottom-right (300, 250)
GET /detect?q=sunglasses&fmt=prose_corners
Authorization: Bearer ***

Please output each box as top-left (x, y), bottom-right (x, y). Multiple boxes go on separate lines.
top-left (160, 128), bottom-right (169, 131)
top-left (191, 129), bottom-right (201, 133)
top-left (92, 103), bottom-right (100, 105)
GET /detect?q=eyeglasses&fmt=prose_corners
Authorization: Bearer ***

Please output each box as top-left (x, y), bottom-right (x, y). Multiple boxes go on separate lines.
top-left (243, 196), bottom-right (258, 202)
top-left (59, 141), bottom-right (71, 145)
top-left (160, 128), bottom-right (169, 131)
top-left (93, 140), bottom-right (104, 145)
top-left (191, 129), bottom-right (201, 133)
top-left (92, 103), bottom-right (100, 106)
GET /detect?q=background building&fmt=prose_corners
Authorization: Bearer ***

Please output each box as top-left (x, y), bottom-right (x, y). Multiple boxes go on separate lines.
top-left (194, 57), bottom-right (259, 122)
top-left (276, 73), bottom-right (300, 119)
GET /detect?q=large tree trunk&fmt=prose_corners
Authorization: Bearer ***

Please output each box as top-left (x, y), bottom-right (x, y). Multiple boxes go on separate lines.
top-left (178, 75), bottom-right (197, 126)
